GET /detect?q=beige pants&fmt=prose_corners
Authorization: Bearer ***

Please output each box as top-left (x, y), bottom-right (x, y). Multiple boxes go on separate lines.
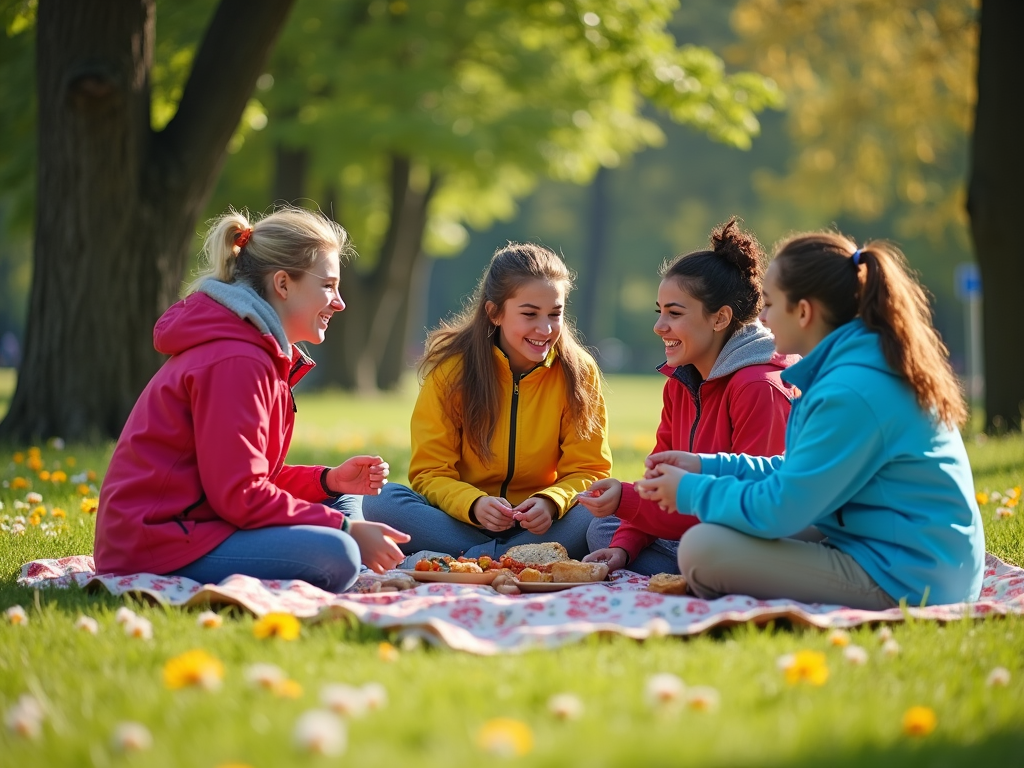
top-left (677, 524), bottom-right (898, 610)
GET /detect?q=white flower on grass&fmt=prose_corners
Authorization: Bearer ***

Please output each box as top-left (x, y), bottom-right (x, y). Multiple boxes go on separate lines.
top-left (986, 667), bottom-right (1011, 687)
top-left (646, 617), bottom-right (671, 638)
top-left (124, 616), bottom-right (153, 640)
top-left (293, 710), bottom-right (346, 756)
top-left (361, 682), bottom-right (388, 711)
top-left (685, 686), bottom-right (720, 712)
top-left (994, 507), bottom-right (1014, 520)
top-left (876, 626), bottom-right (894, 642)
top-left (548, 693), bottom-right (584, 720)
top-left (75, 616), bottom-right (99, 635)
top-left (245, 663), bottom-right (287, 690)
top-left (399, 633), bottom-right (422, 652)
top-left (5, 605), bottom-right (28, 625)
top-left (843, 645), bottom-right (869, 666)
top-left (776, 653), bottom-right (795, 671)
top-left (644, 673), bottom-right (685, 708)
top-left (196, 610), bottom-right (223, 629)
top-left (111, 721), bottom-right (152, 752)
top-left (13, 502), bottom-right (28, 511)
top-left (10, 523), bottom-right (25, 535)
top-left (320, 684), bottom-right (367, 718)
top-left (25, 492), bottom-right (43, 505)
top-left (114, 607), bottom-right (136, 625)
top-left (881, 639), bottom-right (900, 657)
top-left (5, 695), bottom-right (44, 739)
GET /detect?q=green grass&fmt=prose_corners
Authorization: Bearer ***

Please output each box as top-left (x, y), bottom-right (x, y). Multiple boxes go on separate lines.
top-left (2, 375), bottom-right (1024, 766)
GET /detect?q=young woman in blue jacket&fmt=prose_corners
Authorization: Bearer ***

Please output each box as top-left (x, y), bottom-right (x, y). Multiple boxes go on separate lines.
top-left (636, 231), bottom-right (985, 608)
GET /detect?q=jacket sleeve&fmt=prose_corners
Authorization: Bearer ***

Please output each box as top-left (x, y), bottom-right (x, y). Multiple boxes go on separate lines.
top-left (408, 368), bottom-right (486, 524)
top-left (275, 464), bottom-right (330, 502)
top-left (534, 365), bottom-right (613, 517)
top-left (676, 388), bottom-right (887, 538)
top-left (189, 356), bottom-right (344, 530)
top-left (727, 379), bottom-right (791, 456)
top-left (610, 482), bottom-right (699, 563)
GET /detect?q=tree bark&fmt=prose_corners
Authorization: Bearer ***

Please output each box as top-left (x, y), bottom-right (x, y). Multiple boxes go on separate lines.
top-left (577, 166), bottom-right (611, 348)
top-left (318, 155), bottom-right (439, 392)
top-left (0, 0), bottom-right (295, 442)
top-left (967, 0), bottom-right (1024, 432)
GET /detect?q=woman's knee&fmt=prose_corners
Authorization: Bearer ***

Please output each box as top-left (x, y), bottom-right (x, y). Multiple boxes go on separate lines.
top-left (362, 483), bottom-right (420, 525)
top-left (676, 524), bottom-right (736, 583)
top-left (303, 528), bottom-right (362, 592)
top-left (586, 515), bottom-right (619, 552)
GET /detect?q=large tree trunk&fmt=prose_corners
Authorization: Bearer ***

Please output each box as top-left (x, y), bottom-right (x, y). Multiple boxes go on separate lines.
top-left (318, 155), bottom-right (440, 392)
top-left (576, 166), bottom-right (611, 348)
top-left (0, 0), bottom-right (295, 442)
top-left (967, 0), bottom-right (1024, 432)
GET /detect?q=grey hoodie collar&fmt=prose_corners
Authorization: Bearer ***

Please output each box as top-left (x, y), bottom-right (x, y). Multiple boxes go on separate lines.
top-left (664, 320), bottom-right (779, 391)
top-left (197, 279), bottom-right (291, 358)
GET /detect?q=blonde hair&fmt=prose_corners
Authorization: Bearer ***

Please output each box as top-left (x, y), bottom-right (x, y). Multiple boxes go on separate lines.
top-left (187, 206), bottom-right (354, 297)
top-left (421, 242), bottom-right (604, 462)
top-left (773, 231), bottom-right (967, 427)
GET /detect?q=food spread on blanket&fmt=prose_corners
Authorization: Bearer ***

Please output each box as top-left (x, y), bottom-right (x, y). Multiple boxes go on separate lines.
top-left (411, 542), bottom-right (609, 594)
top-left (647, 573), bottom-right (689, 595)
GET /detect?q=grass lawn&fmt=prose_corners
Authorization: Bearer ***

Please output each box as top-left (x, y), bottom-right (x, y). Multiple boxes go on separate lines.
top-left (2, 373), bottom-right (1023, 766)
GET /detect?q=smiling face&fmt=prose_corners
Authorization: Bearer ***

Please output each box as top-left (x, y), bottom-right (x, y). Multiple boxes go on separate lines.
top-left (488, 278), bottom-right (565, 375)
top-left (653, 278), bottom-right (729, 378)
top-left (270, 250), bottom-right (344, 346)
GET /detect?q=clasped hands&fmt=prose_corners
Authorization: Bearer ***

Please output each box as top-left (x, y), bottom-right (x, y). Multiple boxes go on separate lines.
top-left (473, 495), bottom-right (557, 535)
top-left (633, 449), bottom-right (702, 513)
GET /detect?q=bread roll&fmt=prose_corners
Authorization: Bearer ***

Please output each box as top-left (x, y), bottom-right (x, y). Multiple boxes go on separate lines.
top-left (550, 560), bottom-right (609, 583)
top-left (504, 542), bottom-right (569, 566)
top-left (647, 573), bottom-right (688, 595)
top-left (517, 568), bottom-right (553, 583)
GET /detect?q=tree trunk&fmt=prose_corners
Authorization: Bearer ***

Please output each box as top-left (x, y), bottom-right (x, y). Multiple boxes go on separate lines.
top-left (967, 0), bottom-right (1024, 432)
top-left (318, 155), bottom-right (439, 392)
top-left (577, 166), bottom-right (611, 348)
top-left (0, 0), bottom-right (295, 442)
top-left (272, 144), bottom-right (308, 205)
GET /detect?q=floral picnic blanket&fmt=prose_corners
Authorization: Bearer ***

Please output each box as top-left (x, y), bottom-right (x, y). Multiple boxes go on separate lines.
top-left (18, 554), bottom-right (1024, 655)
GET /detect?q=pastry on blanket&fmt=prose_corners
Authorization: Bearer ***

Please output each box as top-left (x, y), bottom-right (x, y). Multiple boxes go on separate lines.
top-left (550, 560), bottom-right (609, 583)
top-left (491, 573), bottom-right (522, 595)
top-left (504, 542), bottom-right (569, 567)
top-left (647, 573), bottom-right (689, 595)
top-left (517, 567), bottom-right (554, 583)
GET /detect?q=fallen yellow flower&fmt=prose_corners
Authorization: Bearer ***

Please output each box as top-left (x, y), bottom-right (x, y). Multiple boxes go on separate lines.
top-left (253, 612), bottom-right (301, 640)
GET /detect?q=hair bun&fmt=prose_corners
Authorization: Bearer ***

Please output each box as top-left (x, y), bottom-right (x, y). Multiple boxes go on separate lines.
top-left (710, 217), bottom-right (764, 281)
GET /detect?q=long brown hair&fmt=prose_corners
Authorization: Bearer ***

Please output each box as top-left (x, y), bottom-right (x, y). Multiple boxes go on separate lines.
top-left (420, 242), bottom-right (603, 461)
top-left (773, 231), bottom-right (967, 427)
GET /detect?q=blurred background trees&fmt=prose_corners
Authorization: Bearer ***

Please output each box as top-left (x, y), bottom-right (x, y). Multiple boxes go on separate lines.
top-left (2, 0), bottom-right (1011, 436)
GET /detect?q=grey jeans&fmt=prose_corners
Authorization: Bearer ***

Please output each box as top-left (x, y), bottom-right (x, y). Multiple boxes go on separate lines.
top-left (362, 483), bottom-right (591, 560)
top-left (677, 523), bottom-right (899, 610)
top-left (586, 516), bottom-right (679, 576)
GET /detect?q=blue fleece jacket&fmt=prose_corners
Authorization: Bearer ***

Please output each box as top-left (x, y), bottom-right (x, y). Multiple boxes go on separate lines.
top-left (675, 319), bottom-right (985, 605)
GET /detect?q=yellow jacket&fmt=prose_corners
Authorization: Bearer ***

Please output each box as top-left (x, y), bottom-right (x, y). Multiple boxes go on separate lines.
top-left (409, 346), bottom-right (612, 525)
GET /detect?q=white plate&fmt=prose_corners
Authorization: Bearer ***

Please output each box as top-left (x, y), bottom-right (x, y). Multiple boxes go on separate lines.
top-left (514, 580), bottom-right (607, 593)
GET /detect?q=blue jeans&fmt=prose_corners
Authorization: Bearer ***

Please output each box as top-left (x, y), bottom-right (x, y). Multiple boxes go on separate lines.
top-left (169, 495), bottom-right (363, 593)
top-left (362, 483), bottom-right (591, 560)
top-left (586, 516), bottom-right (680, 576)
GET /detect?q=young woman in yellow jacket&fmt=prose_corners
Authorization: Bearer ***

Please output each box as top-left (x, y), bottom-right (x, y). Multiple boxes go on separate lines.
top-left (363, 242), bottom-right (612, 560)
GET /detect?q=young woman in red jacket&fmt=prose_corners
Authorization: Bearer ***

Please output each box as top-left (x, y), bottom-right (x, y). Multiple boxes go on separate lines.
top-left (578, 219), bottom-right (797, 575)
top-left (94, 207), bottom-right (409, 591)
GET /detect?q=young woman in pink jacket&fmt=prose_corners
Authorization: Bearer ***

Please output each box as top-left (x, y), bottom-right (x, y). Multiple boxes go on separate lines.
top-left (578, 219), bottom-right (797, 575)
top-left (94, 207), bottom-right (409, 591)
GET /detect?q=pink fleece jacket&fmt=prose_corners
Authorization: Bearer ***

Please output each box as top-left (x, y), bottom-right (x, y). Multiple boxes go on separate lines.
top-left (94, 292), bottom-right (342, 575)
top-left (611, 327), bottom-right (797, 563)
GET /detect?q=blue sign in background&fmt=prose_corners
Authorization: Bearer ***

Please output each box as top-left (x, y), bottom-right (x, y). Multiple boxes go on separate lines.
top-left (955, 262), bottom-right (982, 300)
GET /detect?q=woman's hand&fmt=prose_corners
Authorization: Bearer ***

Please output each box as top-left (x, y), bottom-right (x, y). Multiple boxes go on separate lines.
top-left (511, 496), bottom-right (557, 534)
top-left (348, 521), bottom-right (410, 573)
top-left (473, 496), bottom-right (516, 532)
top-left (574, 478), bottom-right (622, 518)
top-left (325, 456), bottom-right (389, 495)
top-left (582, 547), bottom-right (628, 572)
top-left (644, 451), bottom-right (701, 479)
top-left (635, 464), bottom-right (686, 513)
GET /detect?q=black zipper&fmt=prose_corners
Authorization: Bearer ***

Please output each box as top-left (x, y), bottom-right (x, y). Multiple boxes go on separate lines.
top-left (688, 383), bottom-right (704, 451)
top-left (499, 373), bottom-right (525, 499)
top-left (174, 493), bottom-right (206, 534)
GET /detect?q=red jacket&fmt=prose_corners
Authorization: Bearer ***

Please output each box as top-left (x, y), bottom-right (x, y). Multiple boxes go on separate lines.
top-left (94, 291), bottom-right (343, 575)
top-left (612, 326), bottom-right (797, 563)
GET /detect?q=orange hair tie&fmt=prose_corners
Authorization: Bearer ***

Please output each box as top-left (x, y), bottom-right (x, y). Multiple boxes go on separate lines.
top-left (234, 227), bottom-right (253, 250)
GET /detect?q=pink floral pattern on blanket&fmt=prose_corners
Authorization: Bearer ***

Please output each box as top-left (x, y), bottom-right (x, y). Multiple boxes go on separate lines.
top-left (18, 554), bottom-right (1024, 655)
